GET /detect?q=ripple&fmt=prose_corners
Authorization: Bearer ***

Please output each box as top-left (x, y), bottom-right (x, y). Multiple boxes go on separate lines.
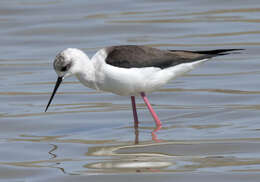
top-left (159, 88), bottom-right (260, 95)
top-left (184, 8), bottom-right (260, 16)
top-left (176, 31), bottom-right (260, 39)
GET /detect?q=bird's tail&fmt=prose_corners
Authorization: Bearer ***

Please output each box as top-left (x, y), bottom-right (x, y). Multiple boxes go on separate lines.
top-left (191, 49), bottom-right (244, 56)
top-left (169, 49), bottom-right (244, 56)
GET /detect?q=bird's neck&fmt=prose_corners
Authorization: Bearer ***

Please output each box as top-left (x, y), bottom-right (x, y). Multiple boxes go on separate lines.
top-left (75, 57), bottom-right (98, 90)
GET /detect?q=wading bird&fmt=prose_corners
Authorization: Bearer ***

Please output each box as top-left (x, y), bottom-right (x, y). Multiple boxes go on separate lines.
top-left (45, 45), bottom-right (242, 132)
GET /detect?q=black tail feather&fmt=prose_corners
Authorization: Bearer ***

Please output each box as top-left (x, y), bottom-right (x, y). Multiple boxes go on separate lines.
top-left (191, 49), bottom-right (244, 55)
top-left (169, 49), bottom-right (244, 56)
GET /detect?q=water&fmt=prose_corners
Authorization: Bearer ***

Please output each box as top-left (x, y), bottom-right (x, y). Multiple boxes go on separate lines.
top-left (1, 0), bottom-right (260, 181)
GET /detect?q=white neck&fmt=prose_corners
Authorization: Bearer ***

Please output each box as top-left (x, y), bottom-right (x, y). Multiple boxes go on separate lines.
top-left (63, 48), bottom-right (108, 91)
top-left (74, 56), bottom-right (98, 90)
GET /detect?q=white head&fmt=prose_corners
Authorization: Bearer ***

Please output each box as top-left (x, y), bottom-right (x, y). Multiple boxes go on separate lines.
top-left (53, 48), bottom-right (89, 78)
top-left (45, 48), bottom-right (89, 112)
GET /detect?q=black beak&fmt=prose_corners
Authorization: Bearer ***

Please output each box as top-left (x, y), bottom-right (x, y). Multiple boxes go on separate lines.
top-left (45, 77), bottom-right (63, 112)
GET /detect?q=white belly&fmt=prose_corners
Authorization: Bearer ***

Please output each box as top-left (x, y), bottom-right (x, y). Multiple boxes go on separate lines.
top-left (96, 65), bottom-right (161, 96)
top-left (94, 59), bottom-right (208, 96)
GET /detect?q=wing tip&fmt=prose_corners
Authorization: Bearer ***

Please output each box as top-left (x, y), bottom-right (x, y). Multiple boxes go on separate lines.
top-left (193, 48), bottom-right (245, 55)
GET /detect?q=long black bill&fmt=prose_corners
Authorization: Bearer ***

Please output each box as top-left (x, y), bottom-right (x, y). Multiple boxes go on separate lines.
top-left (45, 77), bottom-right (63, 112)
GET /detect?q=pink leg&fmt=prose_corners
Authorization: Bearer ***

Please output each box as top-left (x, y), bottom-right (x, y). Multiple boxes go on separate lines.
top-left (140, 92), bottom-right (162, 128)
top-left (131, 96), bottom-right (138, 128)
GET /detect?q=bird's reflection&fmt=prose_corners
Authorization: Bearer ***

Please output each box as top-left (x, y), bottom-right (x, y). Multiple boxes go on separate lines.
top-left (9, 123), bottom-right (164, 175)
top-left (152, 125), bottom-right (162, 143)
top-left (134, 122), bottom-right (162, 144)
top-left (48, 144), bottom-right (57, 159)
top-left (85, 126), bottom-right (171, 173)
top-left (134, 125), bottom-right (139, 144)
top-left (48, 144), bottom-right (67, 174)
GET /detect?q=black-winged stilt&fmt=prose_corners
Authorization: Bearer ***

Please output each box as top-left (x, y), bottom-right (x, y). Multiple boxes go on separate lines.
top-left (45, 45), bottom-right (242, 131)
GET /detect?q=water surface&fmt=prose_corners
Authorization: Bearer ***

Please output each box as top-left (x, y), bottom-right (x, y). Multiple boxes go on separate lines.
top-left (1, 0), bottom-right (260, 181)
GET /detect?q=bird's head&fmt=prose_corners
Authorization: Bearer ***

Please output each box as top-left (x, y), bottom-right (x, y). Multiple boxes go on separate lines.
top-left (54, 48), bottom-right (88, 78)
top-left (45, 48), bottom-right (88, 112)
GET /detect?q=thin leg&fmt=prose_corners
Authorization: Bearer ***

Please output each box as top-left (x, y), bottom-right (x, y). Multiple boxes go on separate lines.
top-left (134, 125), bottom-right (139, 145)
top-left (140, 92), bottom-right (162, 127)
top-left (131, 96), bottom-right (138, 129)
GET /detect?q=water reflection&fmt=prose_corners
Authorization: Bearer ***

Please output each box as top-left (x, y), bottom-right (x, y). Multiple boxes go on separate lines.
top-left (133, 120), bottom-right (162, 144)
top-left (129, 126), bottom-right (162, 144)
top-left (151, 126), bottom-right (162, 143)
top-left (84, 160), bottom-right (172, 173)
top-left (48, 144), bottom-right (67, 174)
top-left (0, 143), bottom-right (68, 174)
top-left (2, 133), bottom-right (260, 174)
top-left (134, 126), bottom-right (139, 145)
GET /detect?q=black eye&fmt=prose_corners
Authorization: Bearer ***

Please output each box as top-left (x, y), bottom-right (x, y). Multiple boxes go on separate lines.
top-left (60, 62), bottom-right (72, 72)
top-left (61, 66), bottom-right (67, 72)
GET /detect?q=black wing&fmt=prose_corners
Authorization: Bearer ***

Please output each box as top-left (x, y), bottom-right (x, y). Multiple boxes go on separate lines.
top-left (105, 45), bottom-right (242, 69)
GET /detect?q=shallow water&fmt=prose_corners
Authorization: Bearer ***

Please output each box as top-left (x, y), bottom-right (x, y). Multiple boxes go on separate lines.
top-left (1, 0), bottom-right (260, 181)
